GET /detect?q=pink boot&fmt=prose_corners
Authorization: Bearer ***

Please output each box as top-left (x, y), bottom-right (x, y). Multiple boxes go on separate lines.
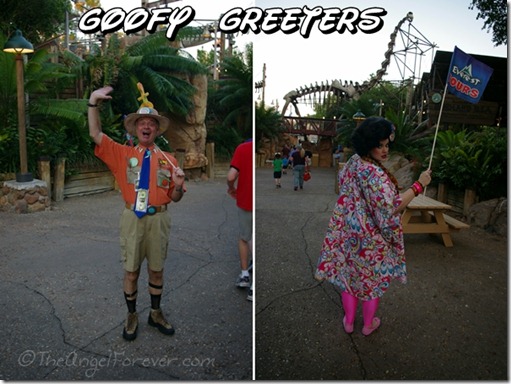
top-left (362, 298), bottom-right (381, 336)
top-left (340, 291), bottom-right (358, 334)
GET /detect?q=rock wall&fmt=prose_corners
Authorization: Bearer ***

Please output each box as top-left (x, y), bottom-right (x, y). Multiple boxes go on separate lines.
top-left (0, 180), bottom-right (50, 213)
top-left (162, 73), bottom-right (208, 179)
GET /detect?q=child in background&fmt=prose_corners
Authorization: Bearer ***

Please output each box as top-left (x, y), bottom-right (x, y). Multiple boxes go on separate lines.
top-left (282, 155), bottom-right (289, 174)
top-left (273, 153), bottom-right (283, 188)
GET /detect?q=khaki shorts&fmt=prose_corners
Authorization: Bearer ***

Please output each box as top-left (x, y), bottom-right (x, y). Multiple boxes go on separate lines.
top-left (119, 208), bottom-right (171, 272)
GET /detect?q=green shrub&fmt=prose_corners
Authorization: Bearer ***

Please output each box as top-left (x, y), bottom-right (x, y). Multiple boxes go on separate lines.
top-left (433, 127), bottom-right (506, 200)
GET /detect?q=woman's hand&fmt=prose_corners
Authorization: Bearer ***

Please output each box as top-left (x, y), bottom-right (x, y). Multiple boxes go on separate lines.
top-left (418, 169), bottom-right (432, 187)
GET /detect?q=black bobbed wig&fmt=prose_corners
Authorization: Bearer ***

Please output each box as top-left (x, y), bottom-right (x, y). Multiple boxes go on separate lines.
top-left (351, 117), bottom-right (394, 157)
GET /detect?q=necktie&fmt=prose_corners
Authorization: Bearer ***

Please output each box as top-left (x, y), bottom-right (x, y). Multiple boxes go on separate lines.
top-left (134, 149), bottom-right (151, 218)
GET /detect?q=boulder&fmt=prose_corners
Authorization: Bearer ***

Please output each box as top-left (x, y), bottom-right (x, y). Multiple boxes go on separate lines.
top-left (383, 153), bottom-right (415, 189)
top-left (468, 198), bottom-right (507, 236)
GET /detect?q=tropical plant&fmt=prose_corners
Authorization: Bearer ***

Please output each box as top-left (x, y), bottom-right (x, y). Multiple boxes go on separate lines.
top-left (255, 102), bottom-right (283, 151)
top-left (384, 109), bottom-right (431, 162)
top-left (206, 125), bottom-right (243, 161)
top-left (0, 34), bottom-right (88, 174)
top-left (211, 42), bottom-right (253, 139)
top-left (0, 28), bottom-right (208, 175)
top-left (84, 31), bottom-right (207, 119)
top-left (0, 0), bottom-right (71, 46)
top-left (332, 97), bottom-right (378, 148)
top-left (0, 34), bottom-right (17, 135)
top-left (203, 42), bottom-right (253, 157)
top-left (432, 127), bottom-right (506, 199)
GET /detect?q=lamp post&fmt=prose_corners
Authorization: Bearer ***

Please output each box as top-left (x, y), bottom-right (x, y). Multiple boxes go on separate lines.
top-left (352, 110), bottom-right (366, 128)
top-left (198, 20), bottom-right (223, 80)
top-left (3, 29), bottom-right (34, 182)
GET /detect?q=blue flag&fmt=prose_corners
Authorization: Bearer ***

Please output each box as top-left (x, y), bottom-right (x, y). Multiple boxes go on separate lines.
top-left (446, 46), bottom-right (493, 104)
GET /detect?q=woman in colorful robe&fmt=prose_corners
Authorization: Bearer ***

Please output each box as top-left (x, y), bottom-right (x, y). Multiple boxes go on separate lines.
top-left (315, 117), bottom-right (432, 336)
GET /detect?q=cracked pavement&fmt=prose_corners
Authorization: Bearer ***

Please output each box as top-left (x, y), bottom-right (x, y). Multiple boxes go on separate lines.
top-left (255, 167), bottom-right (507, 380)
top-left (0, 179), bottom-right (252, 380)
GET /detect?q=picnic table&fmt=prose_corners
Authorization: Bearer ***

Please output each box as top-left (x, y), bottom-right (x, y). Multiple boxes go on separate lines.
top-left (402, 194), bottom-right (469, 247)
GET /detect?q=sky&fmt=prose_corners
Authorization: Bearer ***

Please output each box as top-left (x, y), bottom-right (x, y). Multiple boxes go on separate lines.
top-left (95, 0), bottom-right (506, 115)
top-left (253, 0), bottom-right (507, 115)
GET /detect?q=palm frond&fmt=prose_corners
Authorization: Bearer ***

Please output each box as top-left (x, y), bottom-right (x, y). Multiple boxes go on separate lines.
top-left (30, 98), bottom-right (87, 126)
top-left (142, 53), bottom-right (206, 75)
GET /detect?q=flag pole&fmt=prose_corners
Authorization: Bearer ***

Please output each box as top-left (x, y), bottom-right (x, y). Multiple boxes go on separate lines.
top-left (424, 81), bottom-right (448, 195)
top-left (427, 81), bottom-right (449, 171)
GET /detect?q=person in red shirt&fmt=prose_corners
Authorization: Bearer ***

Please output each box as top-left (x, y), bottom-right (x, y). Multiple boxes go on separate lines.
top-left (88, 86), bottom-right (186, 341)
top-left (227, 139), bottom-right (253, 301)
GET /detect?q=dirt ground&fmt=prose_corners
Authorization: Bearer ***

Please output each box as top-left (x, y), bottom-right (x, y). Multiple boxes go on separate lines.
top-left (0, 181), bottom-right (252, 380)
top-left (255, 166), bottom-right (507, 380)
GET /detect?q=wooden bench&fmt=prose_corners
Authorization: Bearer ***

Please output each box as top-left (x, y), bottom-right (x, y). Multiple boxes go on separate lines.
top-left (429, 212), bottom-right (470, 232)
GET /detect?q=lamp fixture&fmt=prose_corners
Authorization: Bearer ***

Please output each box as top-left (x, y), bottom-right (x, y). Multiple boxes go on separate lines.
top-left (3, 29), bottom-right (34, 54)
top-left (352, 110), bottom-right (366, 121)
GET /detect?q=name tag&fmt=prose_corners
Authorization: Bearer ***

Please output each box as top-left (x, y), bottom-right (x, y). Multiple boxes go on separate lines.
top-left (135, 189), bottom-right (148, 212)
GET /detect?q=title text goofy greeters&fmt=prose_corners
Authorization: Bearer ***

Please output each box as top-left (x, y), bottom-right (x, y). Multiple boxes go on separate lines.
top-left (78, 6), bottom-right (387, 40)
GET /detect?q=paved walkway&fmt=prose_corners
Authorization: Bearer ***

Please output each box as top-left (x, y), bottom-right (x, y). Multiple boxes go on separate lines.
top-left (0, 179), bottom-right (252, 380)
top-left (255, 166), bottom-right (507, 380)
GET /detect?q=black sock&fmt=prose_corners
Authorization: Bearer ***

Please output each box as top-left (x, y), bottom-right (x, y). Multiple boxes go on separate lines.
top-left (149, 282), bottom-right (163, 310)
top-left (124, 291), bottom-right (137, 313)
top-left (150, 293), bottom-right (161, 310)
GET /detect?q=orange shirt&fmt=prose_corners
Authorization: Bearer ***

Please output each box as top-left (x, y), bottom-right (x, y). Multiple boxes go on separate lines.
top-left (95, 134), bottom-right (182, 206)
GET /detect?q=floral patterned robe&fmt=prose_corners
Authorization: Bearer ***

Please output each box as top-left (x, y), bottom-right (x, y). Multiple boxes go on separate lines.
top-left (314, 154), bottom-right (406, 300)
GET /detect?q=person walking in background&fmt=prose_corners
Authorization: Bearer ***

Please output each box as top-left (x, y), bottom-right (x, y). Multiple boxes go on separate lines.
top-left (281, 143), bottom-right (290, 160)
top-left (227, 139), bottom-right (254, 301)
top-left (304, 149), bottom-right (313, 167)
top-left (315, 117), bottom-right (432, 336)
top-left (288, 145), bottom-right (297, 170)
top-left (273, 153), bottom-right (283, 188)
top-left (282, 155), bottom-right (289, 175)
top-left (291, 145), bottom-right (306, 191)
top-left (88, 86), bottom-right (186, 341)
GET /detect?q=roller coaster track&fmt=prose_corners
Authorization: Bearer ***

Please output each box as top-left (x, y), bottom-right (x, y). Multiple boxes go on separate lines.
top-left (274, 12), bottom-right (437, 117)
top-left (142, 0), bottom-right (220, 48)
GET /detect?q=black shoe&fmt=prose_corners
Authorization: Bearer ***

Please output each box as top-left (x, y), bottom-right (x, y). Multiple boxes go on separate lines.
top-left (148, 308), bottom-right (175, 335)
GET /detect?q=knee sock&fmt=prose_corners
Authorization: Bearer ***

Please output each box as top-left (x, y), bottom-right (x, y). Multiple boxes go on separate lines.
top-left (124, 290), bottom-right (137, 313)
top-left (149, 282), bottom-right (163, 310)
top-left (341, 291), bottom-right (358, 324)
top-left (362, 298), bottom-right (380, 327)
top-left (150, 293), bottom-right (162, 310)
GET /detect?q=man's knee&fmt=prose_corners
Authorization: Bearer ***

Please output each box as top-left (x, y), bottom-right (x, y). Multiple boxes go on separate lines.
top-left (148, 268), bottom-right (163, 280)
top-left (124, 269), bottom-right (140, 283)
